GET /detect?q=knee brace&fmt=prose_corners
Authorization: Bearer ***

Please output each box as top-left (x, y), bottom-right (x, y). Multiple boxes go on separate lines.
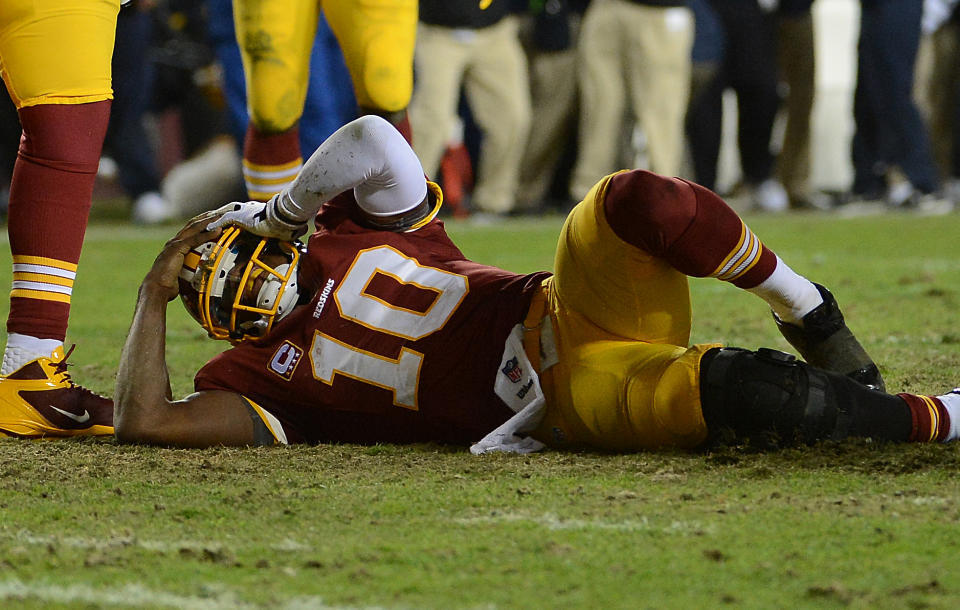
top-left (699, 347), bottom-right (845, 445)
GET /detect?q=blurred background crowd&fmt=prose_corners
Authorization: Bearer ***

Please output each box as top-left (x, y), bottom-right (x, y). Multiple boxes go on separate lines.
top-left (2, 0), bottom-right (957, 224)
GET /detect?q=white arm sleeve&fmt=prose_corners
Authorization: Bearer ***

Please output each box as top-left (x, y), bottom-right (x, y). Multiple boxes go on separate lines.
top-left (281, 115), bottom-right (428, 221)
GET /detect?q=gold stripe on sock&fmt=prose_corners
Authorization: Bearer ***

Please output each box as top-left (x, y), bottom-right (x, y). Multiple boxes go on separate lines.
top-left (710, 223), bottom-right (748, 278)
top-left (12, 272), bottom-right (75, 287)
top-left (11, 288), bottom-right (71, 304)
top-left (720, 232), bottom-right (761, 281)
top-left (11, 255), bottom-right (78, 272)
top-left (242, 158), bottom-right (302, 174)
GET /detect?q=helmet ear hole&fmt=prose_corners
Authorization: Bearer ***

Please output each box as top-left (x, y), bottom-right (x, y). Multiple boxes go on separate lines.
top-left (178, 227), bottom-right (304, 343)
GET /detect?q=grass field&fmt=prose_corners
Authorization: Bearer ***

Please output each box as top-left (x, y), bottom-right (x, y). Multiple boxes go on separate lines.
top-left (0, 208), bottom-right (959, 609)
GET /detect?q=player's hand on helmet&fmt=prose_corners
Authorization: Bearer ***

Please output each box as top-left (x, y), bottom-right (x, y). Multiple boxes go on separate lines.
top-left (206, 194), bottom-right (308, 241)
top-left (144, 212), bottom-right (221, 302)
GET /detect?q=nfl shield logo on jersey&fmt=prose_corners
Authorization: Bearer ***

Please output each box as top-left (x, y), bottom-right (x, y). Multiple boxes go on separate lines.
top-left (501, 356), bottom-right (523, 383)
top-left (269, 341), bottom-right (303, 380)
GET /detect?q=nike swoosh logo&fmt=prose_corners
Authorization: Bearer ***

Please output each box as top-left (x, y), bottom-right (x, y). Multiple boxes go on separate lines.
top-left (50, 406), bottom-right (91, 424)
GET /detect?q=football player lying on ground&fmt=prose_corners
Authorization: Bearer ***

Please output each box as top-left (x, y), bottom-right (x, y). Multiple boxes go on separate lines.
top-left (115, 115), bottom-right (960, 452)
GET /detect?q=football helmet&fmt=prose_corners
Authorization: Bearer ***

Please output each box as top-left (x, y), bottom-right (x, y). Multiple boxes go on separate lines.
top-left (179, 226), bottom-right (304, 343)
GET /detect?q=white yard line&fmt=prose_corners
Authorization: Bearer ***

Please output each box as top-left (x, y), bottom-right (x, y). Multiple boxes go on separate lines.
top-left (0, 530), bottom-right (387, 609)
top-left (0, 578), bottom-right (379, 610)
top-left (454, 512), bottom-right (714, 536)
top-left (4, 529), bottom-right (310, 553)
top-left (0, 579), bottom-right (258, 610)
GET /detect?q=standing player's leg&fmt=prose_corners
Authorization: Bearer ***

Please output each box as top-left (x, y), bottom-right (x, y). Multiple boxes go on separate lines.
top-left (600, 170), bottom-right (884, 390)
top-left (0, 0), bottom-right (118, 437)
top-left (323, 0), bottom-right (417, 142)
top-left (232, 0), bottom-right (317, 200)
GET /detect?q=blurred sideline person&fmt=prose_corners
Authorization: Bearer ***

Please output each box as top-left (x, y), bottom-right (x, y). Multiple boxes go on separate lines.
top-left (686, 0), bottom-right (788, 212)
top-left (151, 0), bottom-right (250, 220)
top-left (408, 0), bottom-right (532, 217)
top-left (516, 0), bottom-right (587, 213)
top-left (850, 0), bottom-right (940, 208)
top-left (916, 0), bottom-right (960, 204)
top-left (0, 0), bottom-right (118, 437)
top-left (232, 0), bottom-right (417, 203)
top-left (106, 2), bottom-right (170, 225)
top-left (569, 0), bottom-right (693, 202)
top-left (114, 116), bottom-right (960, 452)
top-left (114, 0), bottom-right (246, 224)
top-left (774, 0), bottom-right (818, 209)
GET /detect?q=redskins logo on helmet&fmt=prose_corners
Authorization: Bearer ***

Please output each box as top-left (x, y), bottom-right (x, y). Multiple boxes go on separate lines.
top-left (179, 226), bottom-right (305, 343)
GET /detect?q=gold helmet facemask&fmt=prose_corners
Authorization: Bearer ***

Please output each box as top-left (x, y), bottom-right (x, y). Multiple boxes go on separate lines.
top-left (179, 226), bottom-right (304, 343)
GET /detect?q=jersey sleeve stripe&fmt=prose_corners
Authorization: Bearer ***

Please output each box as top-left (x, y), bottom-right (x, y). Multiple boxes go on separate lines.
top-left (244, 397), bottom-right (290, 445)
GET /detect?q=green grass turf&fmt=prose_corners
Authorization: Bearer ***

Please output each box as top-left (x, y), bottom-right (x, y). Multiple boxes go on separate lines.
top-left (0, 209), bottom-right (958, 608)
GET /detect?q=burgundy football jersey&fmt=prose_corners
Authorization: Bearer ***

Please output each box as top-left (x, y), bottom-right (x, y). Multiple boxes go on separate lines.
top-left (195, 196), bottom-right (551, 445)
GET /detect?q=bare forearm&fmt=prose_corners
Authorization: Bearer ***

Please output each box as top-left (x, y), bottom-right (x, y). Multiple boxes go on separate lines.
top-left (114, 284), bottom-right (175, 440)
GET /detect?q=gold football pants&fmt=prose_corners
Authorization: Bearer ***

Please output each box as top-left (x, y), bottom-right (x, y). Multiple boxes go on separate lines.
top-left (233, 0), bottom-right (417, 132)
top-left (533, 173), bottom-right (718, 451)
top-left (0, 0), bottom-right (119, 108)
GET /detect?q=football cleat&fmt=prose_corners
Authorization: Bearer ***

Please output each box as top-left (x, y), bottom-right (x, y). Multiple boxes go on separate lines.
top-left (775, 283), bottom-right (886, 392)
top-left (0, 345), bottom-right (113, 438)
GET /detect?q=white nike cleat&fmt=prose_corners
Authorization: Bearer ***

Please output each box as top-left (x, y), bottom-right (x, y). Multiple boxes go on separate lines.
top-left (0, 345), bottom-right (113, 438)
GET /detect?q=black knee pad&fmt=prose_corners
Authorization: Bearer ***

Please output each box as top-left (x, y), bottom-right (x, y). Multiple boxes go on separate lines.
top-left (700, 347), bottom-right (842, 446)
